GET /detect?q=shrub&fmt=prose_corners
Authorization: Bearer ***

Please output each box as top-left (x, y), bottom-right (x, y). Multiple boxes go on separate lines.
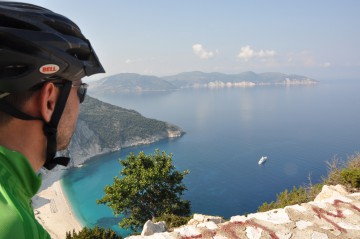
top-left (324, 153), bottom-right (360, 190)
top-left (66, 226), bottom-right (122, 239)
top-left (340, 168), bottom-right (360, 188)
top-left (258, 186), bottom-right (310, 212)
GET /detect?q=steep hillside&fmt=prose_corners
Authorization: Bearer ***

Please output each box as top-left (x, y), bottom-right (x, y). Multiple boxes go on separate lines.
top-left (69, 96), bottom-right (184, 165)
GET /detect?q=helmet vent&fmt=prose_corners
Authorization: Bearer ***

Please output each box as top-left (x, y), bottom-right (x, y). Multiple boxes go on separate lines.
top-left (0, 15), bottom-right (40, 31)
top-left (0, 65), bottom-right (29, 78)
top-left (43, 19), bottom-right (82, 38)
top-left (66, 48), bottom-right (91, 61)
top-left (1, 34), bottom-right (38, 54)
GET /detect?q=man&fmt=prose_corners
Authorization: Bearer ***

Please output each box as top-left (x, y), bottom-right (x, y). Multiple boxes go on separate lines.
top-left (0, 2), bottom-right (105, 238)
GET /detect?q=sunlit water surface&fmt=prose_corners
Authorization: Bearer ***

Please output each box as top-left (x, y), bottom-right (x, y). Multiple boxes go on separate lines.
top-left (62, 79), bottom-right (360, 236)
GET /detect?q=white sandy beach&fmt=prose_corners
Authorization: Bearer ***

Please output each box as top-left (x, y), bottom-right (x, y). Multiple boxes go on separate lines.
top-left (33, 168), bottom-right (83, 239)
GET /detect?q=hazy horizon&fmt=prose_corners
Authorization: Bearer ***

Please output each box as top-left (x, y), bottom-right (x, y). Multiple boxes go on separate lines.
top-left (14, 1), bottom-right (360, 81)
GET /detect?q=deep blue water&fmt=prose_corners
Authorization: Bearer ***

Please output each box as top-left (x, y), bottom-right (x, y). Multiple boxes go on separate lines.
top-left (62, 79), bottom-right (360, 236)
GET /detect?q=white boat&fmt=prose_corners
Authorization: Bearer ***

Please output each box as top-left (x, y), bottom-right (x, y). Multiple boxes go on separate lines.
top-left (258, 156), bottom-right (268, 165)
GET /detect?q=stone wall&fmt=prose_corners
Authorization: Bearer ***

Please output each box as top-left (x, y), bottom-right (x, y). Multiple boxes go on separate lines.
top-left (127, 185), bottom-right (360, 239)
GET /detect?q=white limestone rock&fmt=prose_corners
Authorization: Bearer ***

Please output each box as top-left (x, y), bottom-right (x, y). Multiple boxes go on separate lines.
top-left (197, 221), bottom-right (218, 230)
top-left (230, 215), bottom-right (247, 222)
top-left (338, 221), bottom-right (360, 230)
top-left (285, 204), bottom-right (307, 212)
top-left (296, 220), bottom-right (313, 230)
top-left (314, 185), bottom-right (352, 203)
top-left (246, 226), bottom-right (262, 239)
top-left (141, 220), bottom-right (167, 236)
top-left (127, 232), bottom-right (176, 239)
top-left (246, 208), bottom-right (291, 224)
top-left (276, 231), bottom-right (293, 239)
top-left (174, 225), bottom-right (201, 238)
top-left (311, 231), bottom-right (328, 239)
top-left (191, 214), bottom-right (224, 224)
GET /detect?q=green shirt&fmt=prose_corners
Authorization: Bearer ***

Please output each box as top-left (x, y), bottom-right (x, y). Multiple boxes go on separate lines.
top-left (0, 146), bottom-right (50, 239)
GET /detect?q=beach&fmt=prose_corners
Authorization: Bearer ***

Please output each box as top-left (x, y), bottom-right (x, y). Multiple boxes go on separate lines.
top-left (33, 168), bottom-right (83, 239)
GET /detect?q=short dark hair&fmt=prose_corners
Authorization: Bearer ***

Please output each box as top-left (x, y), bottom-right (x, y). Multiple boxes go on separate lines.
top-left (0, 91), bottom-right (36, 125)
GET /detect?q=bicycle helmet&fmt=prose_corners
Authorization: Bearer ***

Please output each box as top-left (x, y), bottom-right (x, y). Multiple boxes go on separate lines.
top-left (0, 2), bottom-right (105, 169)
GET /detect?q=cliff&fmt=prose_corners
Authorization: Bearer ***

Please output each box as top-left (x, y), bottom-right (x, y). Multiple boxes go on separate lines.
top-left (34, 96), bottom-right (185, 238)
top-left (128, 185), bottom-right (360, 239)
top-left (67, 96), bottom-right (184, 166)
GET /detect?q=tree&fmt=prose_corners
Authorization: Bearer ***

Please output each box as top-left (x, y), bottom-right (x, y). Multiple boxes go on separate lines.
top-left (66, 226), bottom-right (122, 239)
top-left (97, 149), bottom-right (191, 232)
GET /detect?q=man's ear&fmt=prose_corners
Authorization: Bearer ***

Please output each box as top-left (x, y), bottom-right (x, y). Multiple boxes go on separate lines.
top-left (39, 82), bottom-right (59, 123)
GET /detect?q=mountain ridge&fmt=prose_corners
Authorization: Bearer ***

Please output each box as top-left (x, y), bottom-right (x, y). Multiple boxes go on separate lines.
top-left (89, 71), bottom-right (318, 95)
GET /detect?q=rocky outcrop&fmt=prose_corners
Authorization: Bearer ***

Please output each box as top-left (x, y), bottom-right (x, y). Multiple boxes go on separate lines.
top-left (67, 119), bottom-right (183, 167)
top-left (127, 185), bottom-right (360, 239)
top-left (188, 214), bottom-right (225, 225)
top-left (68, 119), bottom-right (110, 166)
top-left (141, 221), bottom-right (167, 236)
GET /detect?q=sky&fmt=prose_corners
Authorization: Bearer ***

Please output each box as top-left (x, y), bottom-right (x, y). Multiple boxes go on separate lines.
top-left (9, 0), bottom-right (360, 81)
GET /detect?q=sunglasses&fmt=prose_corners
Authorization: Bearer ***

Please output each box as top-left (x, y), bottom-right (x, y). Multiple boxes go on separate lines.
top-left (53, 82), bottom-right (88, 103)
top-left (31, 81), bottom-right (88, 103)
top-left (72, 82), bottom-right (88, 104)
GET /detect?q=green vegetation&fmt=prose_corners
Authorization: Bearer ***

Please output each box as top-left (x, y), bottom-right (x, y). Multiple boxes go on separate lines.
top-left (258, 153), bottom-right (360, 212)
top-left (340, 169), bottom-right (360, 188)
top-left (155, 213), bottom-right (192, 230)
top-left (66, 226), bottom-right (122, 239)
top-left (79, 96), bottom-right (182, 148)
top-left (97, 150), bottom-right (191, 232)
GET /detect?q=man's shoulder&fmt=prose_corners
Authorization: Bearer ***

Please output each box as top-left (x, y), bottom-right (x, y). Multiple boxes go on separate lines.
top-left (0, 199), bottom-right (26, 238)
top-left (0, 195), bottom-right (51, 239)
top-left (0, 179), bottom-right (50, 239)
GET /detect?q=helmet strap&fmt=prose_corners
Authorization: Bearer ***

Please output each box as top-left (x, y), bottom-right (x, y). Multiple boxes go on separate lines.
top-left (0, 81), bottom-right (73, 170)
top-left (42, 80), bottom-right (72, 170)
top-left (0, 100), bottom-right (42, 121)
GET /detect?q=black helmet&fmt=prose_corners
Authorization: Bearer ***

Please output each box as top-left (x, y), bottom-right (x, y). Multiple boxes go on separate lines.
top-left (0, 2), bottom-right (105, 94)
top-left (0, 2), bottom-right (105, 170)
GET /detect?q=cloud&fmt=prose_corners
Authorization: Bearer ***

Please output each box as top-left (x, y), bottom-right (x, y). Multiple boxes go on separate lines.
top-left (257, 50), bottom-right (276, 58)
top-left (237, 45), bottom-right (277, 61)
top-left (125, 58), bottom-right (147, 64)
top-left (238, 45), bottom-right (254, 60)
top-left (321, 62), bottom-right (331, 68)
top-left (192, 44), bottom-right (214, 59)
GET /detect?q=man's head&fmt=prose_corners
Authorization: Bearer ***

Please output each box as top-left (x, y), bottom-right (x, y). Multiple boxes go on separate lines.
top-left (0, 2), bottom-right (105, 169)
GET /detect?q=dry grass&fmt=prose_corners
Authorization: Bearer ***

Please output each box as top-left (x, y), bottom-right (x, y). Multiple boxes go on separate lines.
top-left (323, 153), bottom-right (360, 192)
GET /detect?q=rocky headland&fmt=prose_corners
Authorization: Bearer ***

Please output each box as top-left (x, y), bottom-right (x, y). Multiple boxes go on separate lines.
top-left (67, 96), bottom-right (184, 167)
top-left (34, 96), bottom-right (184, 239)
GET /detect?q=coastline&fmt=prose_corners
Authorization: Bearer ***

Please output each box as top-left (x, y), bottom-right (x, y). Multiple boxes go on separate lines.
top-left (33, 167), bottom-right (83, 239)
top-left (32, 134), bottom-right (184, 238)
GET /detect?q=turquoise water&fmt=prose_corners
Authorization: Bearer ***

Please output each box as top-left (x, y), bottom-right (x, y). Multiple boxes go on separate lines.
top-left (62, 79), bottom-right (360, 236)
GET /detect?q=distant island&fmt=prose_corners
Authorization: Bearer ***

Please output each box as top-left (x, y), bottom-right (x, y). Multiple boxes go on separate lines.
top-left (89, 71), bottom-right (318, 95)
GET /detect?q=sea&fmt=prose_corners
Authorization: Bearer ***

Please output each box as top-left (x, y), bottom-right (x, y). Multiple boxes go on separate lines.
top-left (62, 79), bottom-right (360, 236)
